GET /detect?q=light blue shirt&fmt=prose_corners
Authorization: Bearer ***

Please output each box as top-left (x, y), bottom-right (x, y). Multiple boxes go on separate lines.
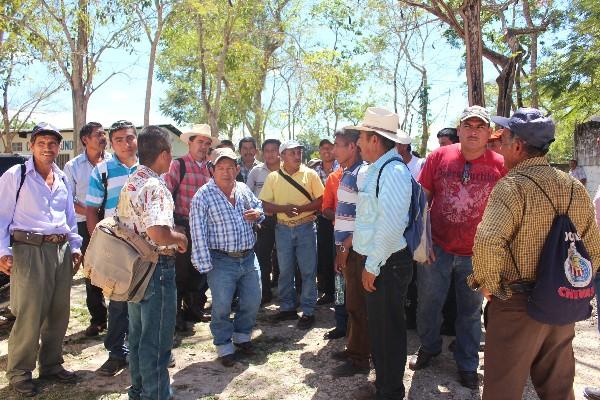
top-left (86, 155), bottom-right (138, 218)
top-left (0, 157), bottom-right (82, 258)
top-left (353, 149), bottom-right (411, 276)
top-left (63, 151), bottom-right (111, 222)
top-left (190, 180), bottom-right (264, 273)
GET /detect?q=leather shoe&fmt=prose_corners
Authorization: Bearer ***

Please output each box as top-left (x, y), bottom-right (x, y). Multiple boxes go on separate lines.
top-left (584, 387), bottom-right (600, 400)
top-left (218, 354), bottom-right (236, 367)
top-left (316, 293), bottom-right (334, 305)
top-left (10, 379), bottom-right (38, 397)
top-left (96, 357), bottom-right (128, 376)
top-left (331, 350), bottom-right (349, 361)
top-left (323, 328), bottom-right (346, 340)
top-left (331, 361), bottom-right (370, 377)
top-left (458, 371), bottom-right (479, 389)
top-left (40, 368), bottom-right (77, 383)
top-left (296, 314), bottom-right (315, 330)
top-left (84, 322), bottom-right (107, 337)
top-left (269, 310), bottom-right (298, 322)
top-left (408, 347), bottom-right (440, 371)
top-left (234, 341), bottom-right (256, 356)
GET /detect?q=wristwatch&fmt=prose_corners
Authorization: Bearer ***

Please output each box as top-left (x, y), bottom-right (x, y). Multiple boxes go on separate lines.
top-left (336, 244), bottom-right (347, 254)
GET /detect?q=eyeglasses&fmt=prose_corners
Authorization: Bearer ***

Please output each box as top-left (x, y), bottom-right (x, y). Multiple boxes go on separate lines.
top-left (109, 120), bottom-right (135, 133)
top-left (462, 161), bottom-right (471, 184)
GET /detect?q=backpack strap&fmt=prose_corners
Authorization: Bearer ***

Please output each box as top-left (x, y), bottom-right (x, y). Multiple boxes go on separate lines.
top-left (517, 173), bottom-right (558, 215)
top-left (15, 163), bottom-right (26, 203)
top-left (98, 161), bottom-right (109, 217)
top-left (172, 158), bottom-right (187, 199)
top-left (278, 169), bottom-right (312, 202)
top-left (566, 181), bottom-right (574, 215)
top-left (376, 157), bottom-right (404, 198)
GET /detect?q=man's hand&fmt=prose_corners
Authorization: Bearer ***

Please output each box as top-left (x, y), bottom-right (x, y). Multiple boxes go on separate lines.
top-left (243, 208), bottom-right (261, 222)
top-left (362, 268), bottom-right (377, 293)
top-left (72, 253), bottom-right (82, 275)
top-left (0, 255), bottom-right (13, 275)
top-left (481, 287), bottom-right (492, 301)
top-left (176, 233), bottom-right (188, 254)
top-left (284, 205), bottom-right (300, 218)
top-left (335, 250), bottom-right (349, 273)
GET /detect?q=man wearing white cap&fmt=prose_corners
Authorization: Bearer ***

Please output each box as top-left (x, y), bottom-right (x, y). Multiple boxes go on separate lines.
top-left (259, 140), bottom-right (324, 330)
top-left (411, 105), bottom-right (506, 389)
top-left (189, 148), bottom-right (264, 367)
top-left (164, 124), bottom-right (219, 331)
top-left (395, 132), bottom-right (424, 180)
top-left (348, 107), bottom-right (413, 399)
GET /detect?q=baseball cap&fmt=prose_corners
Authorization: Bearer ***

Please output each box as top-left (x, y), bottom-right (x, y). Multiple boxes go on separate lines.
top-left (211, 147), bottom-right (238, 165)
top-left (31, 122), bottom-right (62, 140)
top-left (460, 105), bottom-right (491, 125)
top-left (279, 140), bottom-right (304, 154)
top-left (319, 138), bottom-right (333, 147)
top-left (491, 108), bottom-right (555, 150)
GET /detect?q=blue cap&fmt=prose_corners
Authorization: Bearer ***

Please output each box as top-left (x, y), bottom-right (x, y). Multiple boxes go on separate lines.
top-left (279, 140), bottom-right (304, 154)
top-left (31, 122), bottom-right (62, 140)
top-left (491, 108), bottom-right (555, 150)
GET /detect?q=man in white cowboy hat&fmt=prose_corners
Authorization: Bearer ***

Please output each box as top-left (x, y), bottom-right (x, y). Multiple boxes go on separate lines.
top-left (349, 107), bottom-right (413, 399)
top-left (410, 105), bottom-right (505, 390)
top-left (164, 123), bottom-right (220, 331)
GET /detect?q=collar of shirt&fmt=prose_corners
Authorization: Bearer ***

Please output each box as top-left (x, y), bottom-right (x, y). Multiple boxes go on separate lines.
top-left (344, 159), bottom-right (364, 175)
top-left (25, 156), bottom-right (65, 180)
top-left (510, 156), bottom-right (549, 174)
top-left (112, 155), bottom-right (139, 172)
top-left (80, 150), bottom-right (111, 166)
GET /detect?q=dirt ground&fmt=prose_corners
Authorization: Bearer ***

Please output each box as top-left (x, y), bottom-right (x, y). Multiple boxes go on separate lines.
top-left (0, 274), bottom-right (598, 400)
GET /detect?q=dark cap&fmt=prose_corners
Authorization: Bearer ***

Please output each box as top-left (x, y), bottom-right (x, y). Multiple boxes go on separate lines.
top-left (31, 122), bottom-right (62, 140)
top-left (319, 138), bottom-right (334, 147)
top-left (491, 108), bottom-right (555, 150)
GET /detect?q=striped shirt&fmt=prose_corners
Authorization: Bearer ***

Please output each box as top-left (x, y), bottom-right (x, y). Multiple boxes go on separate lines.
top-left (63, 151), bottom-right (111, 222)
top-left (190, 180), bottom-right (264, 273)
top-left (164, 153), bottom-right (212, 218)
top-left (353, 149), bottom-right (412, 276)
top-left (86, 156), bottom-right (138, 218)
top-left (334, 160), bottom-right (366, 244)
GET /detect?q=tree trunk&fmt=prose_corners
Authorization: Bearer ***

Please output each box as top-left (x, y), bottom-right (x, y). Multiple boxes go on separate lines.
top-left (460, 0), bottom-right (485, 107)
top-left (496, 58), bottom-right (517, 117)
top-left (144, 38), bottom-right (158, 127)
top-left (419, 71), bottom-right (429, 156)
top-left (71, 87), bottom-right (87, 154)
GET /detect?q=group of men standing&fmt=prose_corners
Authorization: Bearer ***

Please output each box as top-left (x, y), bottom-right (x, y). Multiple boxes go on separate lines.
top-left (0, 100), bottom-right (599, 400)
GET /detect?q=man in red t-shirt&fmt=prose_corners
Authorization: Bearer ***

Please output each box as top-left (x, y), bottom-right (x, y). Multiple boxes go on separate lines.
top-left (410, 106), bottom-right (506, 389)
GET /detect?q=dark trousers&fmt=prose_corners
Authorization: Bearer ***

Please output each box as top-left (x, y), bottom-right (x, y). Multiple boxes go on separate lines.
top-left (104, 300), bottom-right (129, 360)
top-left (366, 249), bottom-right (413, 400)
top-left (175, 217), bottom-right (208, 319)
top-left (78, 221), bottom-right (107, 326)
top-left (255, 216), bottom-right (277, 299)
top-left (316, 215), bottom-right (335, 296)
top-left (344, 250), bottom-right (369, 367)
top-left (482, 293), bottom-right (575, 400)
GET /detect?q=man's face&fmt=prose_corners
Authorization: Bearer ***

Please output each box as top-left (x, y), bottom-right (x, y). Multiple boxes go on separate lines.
top-left (357, 131), bottom-right (376, 162)
top-left (157, 148), bottom-right (173, 175)
top-left (262, 143), bottom-right (280, 166)
top-left (457, 117), bottom-right (491, 153)
top-left (189, 135), bottom-right (212, 162)
top-left (82, 126), bottom-right (107, 152)
top-left (281, 147), bottom-right (302, 170)
top-left (110, 128), bottom-right (137, 160)
top-left (498, 129), bottom-right (520, 169)
top-left (31, 134), bottom-right (60, 165)
top-left (438, 136), bottom-right (453, 147)
top-left (319, 143), bottom-right (335, 163)
top-left (333, 137), bottom-right (353, 165)
top-left (395, 143), bottom-right (409, 156)
top-left (569, 160), bottom-right (576, 170)
top-left (240, 141), bottom-right (257, 165)
top-left (213, 158), bottom-right (239, 186)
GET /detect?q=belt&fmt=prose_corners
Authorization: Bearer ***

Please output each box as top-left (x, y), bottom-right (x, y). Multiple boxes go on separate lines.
top-left (11, 230), bottom-right (67, 245)
top-left (158, 249), bottom-right (177, 257)
top-left (210, 249), bottom-right (252, 258)
top-left (508, 281), bottom-right (535, 294)
top-left (277, 215), bottom-right (316, 227)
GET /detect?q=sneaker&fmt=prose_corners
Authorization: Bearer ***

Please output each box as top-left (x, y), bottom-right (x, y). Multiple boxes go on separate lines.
top-left (323, 328), bottom-right (346, 340)
top-left (316, 293), bottom-right (334, 305)
top-left (331, 361), bottom-right (370, 377)
top-left (458, 371), bottom-right (479, 389)
top-left (218, 354), bottom-right (236, 367)
top-left (96, 357), bottom-right (128, 376)
top-left (84, 322), bottom-right (107, 337)
top-left (296, 314), bottom-right (315, 330)
top-left (269, 310), bottom-right (298, 322)
top-left (10, 379), bottom-right (38, 397)
top-left (408, 347), bottom-right (440, 371)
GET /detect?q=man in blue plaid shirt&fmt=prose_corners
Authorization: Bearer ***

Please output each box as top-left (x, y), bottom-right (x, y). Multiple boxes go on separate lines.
top-left (190, 148), bottom-right (264, 367)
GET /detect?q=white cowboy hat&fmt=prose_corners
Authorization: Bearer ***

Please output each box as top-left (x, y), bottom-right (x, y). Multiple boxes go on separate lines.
top-left (345, 107), bottom-right (406, 144)
top-left (396, 129), bottom-right (412, 145)
top-left (180, 124), bottom-right (220, 146)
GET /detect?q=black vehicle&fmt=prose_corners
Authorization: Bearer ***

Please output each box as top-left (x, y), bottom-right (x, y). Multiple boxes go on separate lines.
top-left (0, 154), bottom-right (27, 177)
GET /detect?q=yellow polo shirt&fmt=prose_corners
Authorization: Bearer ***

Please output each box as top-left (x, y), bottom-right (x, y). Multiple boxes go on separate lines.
top-left (259, 164), bottom-right (324, 222)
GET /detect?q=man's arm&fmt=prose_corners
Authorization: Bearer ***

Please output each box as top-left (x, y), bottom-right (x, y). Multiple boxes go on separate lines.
top-left (189, 194), bottom-right (213, 273)
top-left (262, 201), bottom-right (294, 215)
top-left (0, 168), bottom-right (18, 273)
top-left (146, 226), bottom-right (187, 252)
top-left (63, 161), bottom-right (86, 215)
top-left (297, 196), bottom-right (323, 213)
top-left (323, 208), bottom-right (335, 220)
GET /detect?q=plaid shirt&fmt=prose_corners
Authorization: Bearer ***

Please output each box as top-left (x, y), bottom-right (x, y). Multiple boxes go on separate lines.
top-left (189, 180), bottom-right (264, 273)
top-left (469, 157), bottom-right (600, 299)
top-left (312, 160), bottom-right (340, 185)
top-left (164, 153), bottom-right (212, 219)
top-left (237, 158), bottom-right (260, 183)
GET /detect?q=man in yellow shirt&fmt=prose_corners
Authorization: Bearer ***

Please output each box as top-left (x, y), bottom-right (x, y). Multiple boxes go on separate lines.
top-left (260, 140), bottom-right (324, 330)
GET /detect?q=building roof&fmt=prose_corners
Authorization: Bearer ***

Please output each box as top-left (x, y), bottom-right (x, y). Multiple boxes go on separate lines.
top-left (16, 124), bottom-right (183, 138)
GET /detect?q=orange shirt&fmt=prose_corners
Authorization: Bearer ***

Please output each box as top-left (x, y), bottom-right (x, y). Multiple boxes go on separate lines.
top-left (322, 168), bottom-right (343, 213)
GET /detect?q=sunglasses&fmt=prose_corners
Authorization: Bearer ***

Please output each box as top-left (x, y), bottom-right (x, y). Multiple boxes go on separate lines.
top-left (462, 161), bottom-right (472, 184)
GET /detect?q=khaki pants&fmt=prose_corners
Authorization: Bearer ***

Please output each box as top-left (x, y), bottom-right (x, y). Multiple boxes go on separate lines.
top-left (483, 293), bottom-right (575, 400)
top-left (7, 242), bottom-right (72, 383)
top-left (343, 249), bottom-right (369, 367)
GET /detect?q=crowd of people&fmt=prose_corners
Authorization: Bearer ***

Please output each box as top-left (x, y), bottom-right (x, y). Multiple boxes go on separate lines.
top-left (0, 104), bottom-right (599, 400)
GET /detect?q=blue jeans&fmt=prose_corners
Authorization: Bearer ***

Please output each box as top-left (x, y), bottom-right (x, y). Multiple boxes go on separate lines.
top-left (206, 251), bottom-right (261, 357)
top-left (105, 300), bottom-right (128, 360)
top-left (275, 222), bottom-right (318, 316)
top-left (128, 256), bottom-right (177, 400)
top-left (416, 244), bottom-right (483, 372)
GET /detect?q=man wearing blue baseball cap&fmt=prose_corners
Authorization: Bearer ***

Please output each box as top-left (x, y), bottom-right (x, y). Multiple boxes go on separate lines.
top-left (469, 108), bottom-right (600, 399)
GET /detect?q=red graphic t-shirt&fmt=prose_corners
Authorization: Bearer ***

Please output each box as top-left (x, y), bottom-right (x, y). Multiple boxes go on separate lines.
top-left (418, 144), bottom-right (506, 256)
